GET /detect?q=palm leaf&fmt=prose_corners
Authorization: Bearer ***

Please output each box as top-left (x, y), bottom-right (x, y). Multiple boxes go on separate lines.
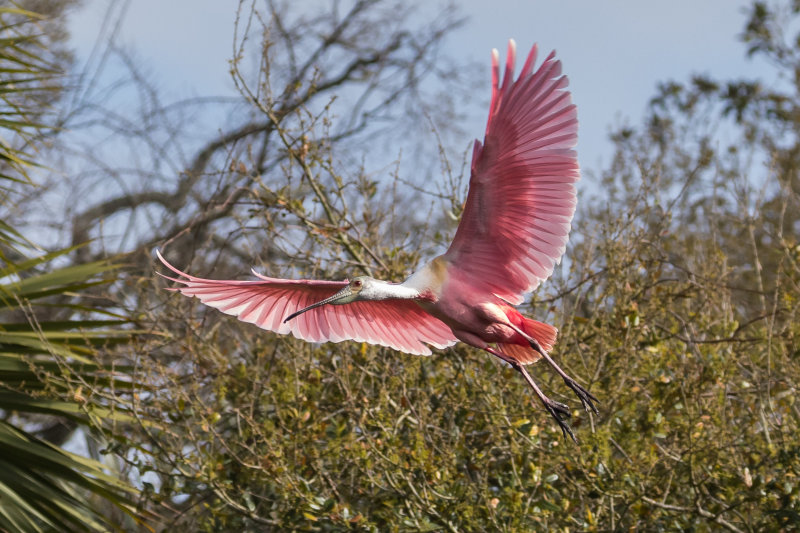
top-left (0, 6), bottom-right (157, 530)
top-left (0, 6), bottom-right (60, 187)
top-left (0, 250), bottom-right (155, 531)
top-left (0, 421), bottom-right (141, 532)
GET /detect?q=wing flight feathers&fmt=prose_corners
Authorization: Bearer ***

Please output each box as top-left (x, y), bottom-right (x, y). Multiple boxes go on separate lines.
top-left (445, 41), bottom-right (579, 305)
top-left (156, 251), bottom-right (456, 355)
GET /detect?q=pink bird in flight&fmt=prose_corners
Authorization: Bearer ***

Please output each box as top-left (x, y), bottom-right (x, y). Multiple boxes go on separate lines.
top-left (157, 40), bottom-right (596, 441)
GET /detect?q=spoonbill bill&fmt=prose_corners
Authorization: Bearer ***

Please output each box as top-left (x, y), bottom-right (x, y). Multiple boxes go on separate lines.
top-left (157, 40), bottom-right (596, 441)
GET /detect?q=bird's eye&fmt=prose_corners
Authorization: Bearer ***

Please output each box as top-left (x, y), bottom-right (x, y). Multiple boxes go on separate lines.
top-left (353, 280), bottom-right (362, 288)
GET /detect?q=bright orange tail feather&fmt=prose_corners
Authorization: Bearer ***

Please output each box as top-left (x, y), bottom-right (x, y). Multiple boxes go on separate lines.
top-left (522, 318), bottom-right (558, 352)
top-left (497, 342), bottom-right (542, 364)
top-left (497, 313), bottom-right (559, 365)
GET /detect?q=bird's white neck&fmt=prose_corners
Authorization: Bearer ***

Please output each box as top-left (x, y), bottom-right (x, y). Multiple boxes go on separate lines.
top-left (362, 279), bottom-right (420, 301)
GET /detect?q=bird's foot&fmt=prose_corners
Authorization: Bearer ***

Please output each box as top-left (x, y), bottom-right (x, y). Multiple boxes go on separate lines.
top-left (545, 396), bottom-right (571, 420)
top-left (524, 338), bottom-right (600, 415)
top-left (539, 396), bottom-right (576, 443)
top-left (512, 360), bottom-right (578, 443)
top-left (563, 376), bottom-right (599, 414)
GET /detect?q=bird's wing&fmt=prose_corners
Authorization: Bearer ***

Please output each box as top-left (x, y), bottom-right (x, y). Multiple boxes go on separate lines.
top-left (157, 251), bottom-right (457, 356)
top-left (443, 40), bottom-right (579, 305)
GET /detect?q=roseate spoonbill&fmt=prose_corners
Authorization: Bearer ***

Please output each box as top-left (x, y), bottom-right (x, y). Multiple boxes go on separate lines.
top-left (157, 40), bottom-right (596, 441)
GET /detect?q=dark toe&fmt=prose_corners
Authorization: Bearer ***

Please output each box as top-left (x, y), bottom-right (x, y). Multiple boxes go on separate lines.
top-left (565, 379), bottom-right (599, 414)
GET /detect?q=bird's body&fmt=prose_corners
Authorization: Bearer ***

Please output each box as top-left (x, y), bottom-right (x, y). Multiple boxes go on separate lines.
top-left (158, 40), bottom-right (597, 440)
top-left (406, 255), bottom-right (553, 361)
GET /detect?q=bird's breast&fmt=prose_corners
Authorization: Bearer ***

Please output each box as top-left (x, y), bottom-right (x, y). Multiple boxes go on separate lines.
top-left (404, 255), bottom-right (449, 298)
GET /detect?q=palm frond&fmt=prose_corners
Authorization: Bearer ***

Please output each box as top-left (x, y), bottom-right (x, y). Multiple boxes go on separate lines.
top-left (0, 248), bottom-right (155, 531)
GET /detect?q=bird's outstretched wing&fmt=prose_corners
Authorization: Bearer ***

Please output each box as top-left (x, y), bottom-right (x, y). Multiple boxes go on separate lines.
top-left (157, 251), bottom-right (457, 356)
top-left (443, 40), bottom-right (579, 305)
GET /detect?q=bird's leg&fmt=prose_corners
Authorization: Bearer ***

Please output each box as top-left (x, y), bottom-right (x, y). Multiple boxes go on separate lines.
top-left (484, 346), bottom-right (576, 443)
top-left (513, 360), bottom-right (577, 443)
top-left (507, 324), bottom-right (599, 414)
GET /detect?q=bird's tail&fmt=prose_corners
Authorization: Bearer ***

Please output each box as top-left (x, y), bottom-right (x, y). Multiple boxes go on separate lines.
top-left (521, 317), bottom-right (558, 352)
top-left (497, 316), bottom-right (558, 365)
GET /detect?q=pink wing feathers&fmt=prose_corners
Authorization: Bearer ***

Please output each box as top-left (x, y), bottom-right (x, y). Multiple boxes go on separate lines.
top-left (444, 40), bottom-right (579, 305)
top-left (157, 251), bottom-right (457, 356)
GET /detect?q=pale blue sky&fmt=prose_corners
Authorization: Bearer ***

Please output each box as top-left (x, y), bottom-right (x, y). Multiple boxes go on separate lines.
top-left (67, 0), bottom-right (772, 176)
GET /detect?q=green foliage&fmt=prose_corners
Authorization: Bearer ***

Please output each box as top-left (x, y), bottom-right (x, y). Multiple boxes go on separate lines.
top-left (137, 166), bottom-right (800, 532)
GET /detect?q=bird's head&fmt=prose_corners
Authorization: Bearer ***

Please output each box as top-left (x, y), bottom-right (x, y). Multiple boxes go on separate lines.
top-left (283, 276), bottom-right (375, 323)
